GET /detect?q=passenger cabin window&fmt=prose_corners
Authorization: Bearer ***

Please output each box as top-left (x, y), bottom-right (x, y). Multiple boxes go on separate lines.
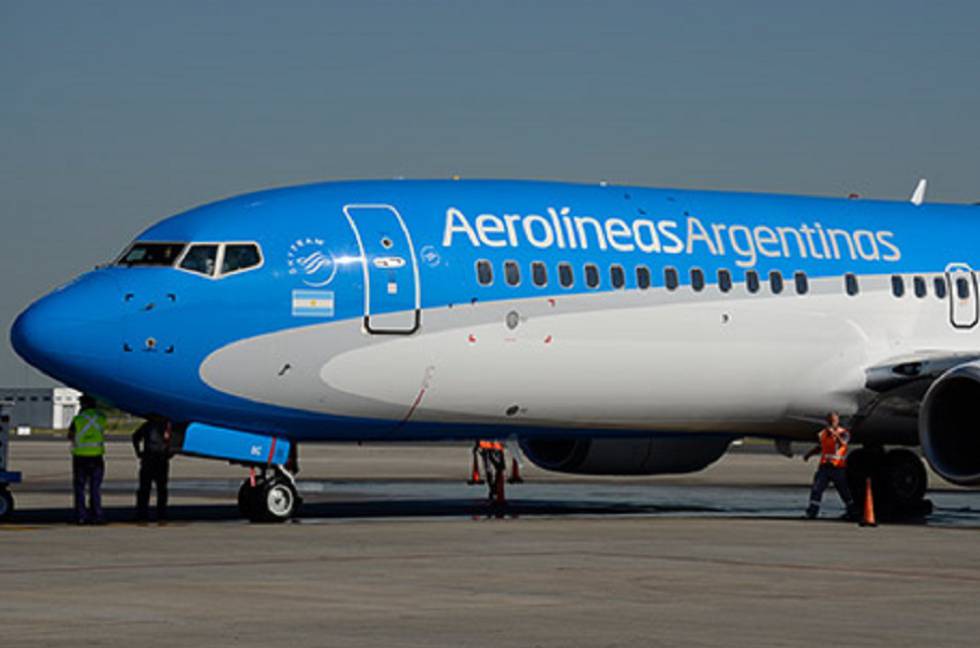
top-left (222, 244), bottom-right (262, 275)
top-left (690, 268), bottom-right (705, 292)
top-left (636, 266), bottom-right (651, 290)
top-left (956, 277), bottom-right (970, 299)
top-left (718, 269), bottom-right (732, 293)
top-left (745, 270), bottom-right (760, 293)
top-left (664, 267), bottom-right (679, 291)
top-left (610, 265), bottom-right (625, 289)
top-left (845, 273), bottom-right (859, 296)
top-left (118, 243), bottom-right (186, 267)
top-left (584, 264), bottom-right (600, 289)
top-left (179, 244), bottom-right (219, 276)
top-left (476, 260), bottom-right (493, 286)
top-left (913, 276), bottom-right (927, 299)
top-left (769, 271), bottom-right (784, 294)
top-left (504, 261), bottom-right (520, 286)
top-left (891, 275), bottom-right (905, 298)
top-left (794, 272), bottom-right (808, 295)
top-left (934, 276), bottom-right (947, 299)
top-left (532, 262), bottom-right (547, 287)
top-left (559, 263), bottom-right (574, 288)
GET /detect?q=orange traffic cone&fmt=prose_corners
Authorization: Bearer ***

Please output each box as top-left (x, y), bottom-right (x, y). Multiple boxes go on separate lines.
top-left (860, 477), bottom-right (877, 527)
top-left (507, 457), bottom-right (524, 484)
top-left (467, 452), bottom-right (483, 485)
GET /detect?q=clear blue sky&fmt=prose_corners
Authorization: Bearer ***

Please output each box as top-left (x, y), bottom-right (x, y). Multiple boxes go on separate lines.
top-left (2, 0), bottom-right (978, 384)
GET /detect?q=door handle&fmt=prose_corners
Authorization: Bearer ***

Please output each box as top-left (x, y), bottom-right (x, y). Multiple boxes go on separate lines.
top-left (373, 256), bottom-right (406, 269)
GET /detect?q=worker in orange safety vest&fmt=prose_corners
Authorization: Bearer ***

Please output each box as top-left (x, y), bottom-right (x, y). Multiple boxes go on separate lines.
top-left (803, 411), bottom-right (858, 520)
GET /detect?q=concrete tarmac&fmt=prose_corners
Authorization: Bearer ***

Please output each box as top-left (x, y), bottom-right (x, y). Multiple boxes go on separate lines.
top-left (2, 440), bottom-right (980, 647)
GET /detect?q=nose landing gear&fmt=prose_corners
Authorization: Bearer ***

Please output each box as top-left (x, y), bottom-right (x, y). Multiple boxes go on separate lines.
top-left (238, 465), bottom-right (301, 523)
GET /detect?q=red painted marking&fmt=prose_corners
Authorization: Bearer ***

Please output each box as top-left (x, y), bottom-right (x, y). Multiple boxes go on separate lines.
top-left (468, 334), bottom-right (477, 343)
top-left (267, 437), bottom-right (278, 465)
top-left (398, 387), bottom-right (427, 426)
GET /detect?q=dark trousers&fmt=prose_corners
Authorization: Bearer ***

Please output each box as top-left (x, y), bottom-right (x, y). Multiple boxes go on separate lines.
top-left (136, 455), bottom-right (170, 520)
top-left (480, 449), bottom-right (505, 499)
top-left (72, 456), bottom-right (105, 522)
top-left (807, 464), bottom-right (855, 515)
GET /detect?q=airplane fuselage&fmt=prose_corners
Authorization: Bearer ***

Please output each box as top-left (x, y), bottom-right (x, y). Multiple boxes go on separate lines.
top-left (12, 180), bottom-right (980, 446)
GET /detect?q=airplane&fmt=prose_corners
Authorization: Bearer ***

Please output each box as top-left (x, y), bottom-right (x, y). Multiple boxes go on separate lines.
top-left (10, 178), bottom-right (980, 522)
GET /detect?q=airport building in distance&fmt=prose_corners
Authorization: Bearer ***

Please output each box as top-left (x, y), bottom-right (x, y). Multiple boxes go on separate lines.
top-left (0, 387), bottom-right (81, 430)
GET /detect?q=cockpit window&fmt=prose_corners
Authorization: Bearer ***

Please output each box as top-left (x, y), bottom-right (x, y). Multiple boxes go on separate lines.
top-left (179, 244), bottom-right (219, 276)
top-left (117, 243), bottom-right (186, 267)
top-left (221, 244), bottom-right (262, 275)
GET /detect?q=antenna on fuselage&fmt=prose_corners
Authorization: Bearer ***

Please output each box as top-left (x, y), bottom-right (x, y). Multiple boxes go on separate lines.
top-left (910, 178), bottom-right (927, 206)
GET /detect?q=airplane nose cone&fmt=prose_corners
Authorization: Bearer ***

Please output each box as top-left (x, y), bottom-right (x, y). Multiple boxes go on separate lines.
top-left (10, 300), bottom-right (51, 369)
top-left (11, 287), bottom-right (88, 376)
top-left (10, 273), bottom-right (120, 384)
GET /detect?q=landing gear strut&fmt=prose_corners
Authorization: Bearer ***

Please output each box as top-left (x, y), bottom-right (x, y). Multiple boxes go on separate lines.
top-left (238, 466), bottom-right (301, 523)
top-left (846, 447), bottom-right (931, 520)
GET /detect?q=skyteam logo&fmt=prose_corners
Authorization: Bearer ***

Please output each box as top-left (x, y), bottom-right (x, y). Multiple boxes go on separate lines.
top-left (287, 238), bottom-right (338, 287)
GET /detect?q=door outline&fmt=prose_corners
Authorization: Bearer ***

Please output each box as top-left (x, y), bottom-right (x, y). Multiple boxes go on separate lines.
top-left (945, 262), bottom-right (978, 329)
top-left (343, 204), bottom-right (421, 335)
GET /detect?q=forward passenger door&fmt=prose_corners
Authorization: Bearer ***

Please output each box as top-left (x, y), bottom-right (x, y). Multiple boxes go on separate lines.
top-left (946, 263), bottom-right (978, 329)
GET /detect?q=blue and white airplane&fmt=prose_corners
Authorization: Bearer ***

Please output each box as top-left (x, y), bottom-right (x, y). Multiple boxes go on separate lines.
top-left (11, 178), bottom-right (980, 521)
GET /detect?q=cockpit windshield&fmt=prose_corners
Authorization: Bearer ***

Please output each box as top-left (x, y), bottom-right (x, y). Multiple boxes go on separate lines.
top-left (117, 243), bottom-right (186, 267)
top-left (179, 244), bottom-right (219, 276)
top-left (115, 240), bottom-right (263, 277)
top-left (222, 244), bottom-right (262, 274)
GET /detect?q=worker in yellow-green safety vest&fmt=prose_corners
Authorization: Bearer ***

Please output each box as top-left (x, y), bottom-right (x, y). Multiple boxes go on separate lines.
top-left (68, 395), bottom-right (107, 525)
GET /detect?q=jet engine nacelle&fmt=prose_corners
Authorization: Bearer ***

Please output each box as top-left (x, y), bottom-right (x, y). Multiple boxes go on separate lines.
top-left (920, 363), bottom-right (980, 486)
top-left (519, 436), bottom-right (734, 476)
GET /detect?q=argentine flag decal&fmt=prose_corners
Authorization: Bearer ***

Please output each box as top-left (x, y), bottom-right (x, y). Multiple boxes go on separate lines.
top-left (291, 290), bottom-right (335, 317)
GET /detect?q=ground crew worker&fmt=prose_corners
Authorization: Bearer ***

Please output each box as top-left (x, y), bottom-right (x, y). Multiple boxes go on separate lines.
top-left (132, 415), bottom-right (174, 522)
top-left (68, 395), bottom-right (107, 525)
top-left (803, 411), bottom-right (857, 520)
top-left (477, 440), bottom-right (506, 501)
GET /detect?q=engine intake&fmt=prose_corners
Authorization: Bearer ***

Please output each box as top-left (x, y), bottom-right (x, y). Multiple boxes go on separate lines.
top-left (519, 436), bottom-right (733, 476)
top-left (920, 363), bottom-right (980, 486)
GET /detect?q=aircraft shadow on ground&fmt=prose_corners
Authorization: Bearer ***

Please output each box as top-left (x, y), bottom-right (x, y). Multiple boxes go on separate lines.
top-left (4, 497), bottom-right (723, 525)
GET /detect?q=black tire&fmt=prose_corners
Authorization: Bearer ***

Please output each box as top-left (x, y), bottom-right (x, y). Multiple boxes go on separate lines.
top-left (847, 447), bottom-right (928, 520)
top-left (238, 481), bottom-right (258, 519)
top-left (0, 487), bottom-right (13, 521)
top-left (883, 449), bottom-right (928, 509)
top-left (250, 479), bottom-right (298, 523)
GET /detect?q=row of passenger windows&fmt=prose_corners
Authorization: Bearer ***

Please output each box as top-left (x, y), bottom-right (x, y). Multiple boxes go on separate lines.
top-left (893, 274), bottom-right (972, 300)
top-left (475, 259), bottom-right (964, 299)
top-left (117, 242), bottom-right (263, 278)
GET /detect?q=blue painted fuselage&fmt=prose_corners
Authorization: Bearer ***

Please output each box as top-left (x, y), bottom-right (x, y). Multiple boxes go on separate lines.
top-left (10, 180), bottom-right (980, 441)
